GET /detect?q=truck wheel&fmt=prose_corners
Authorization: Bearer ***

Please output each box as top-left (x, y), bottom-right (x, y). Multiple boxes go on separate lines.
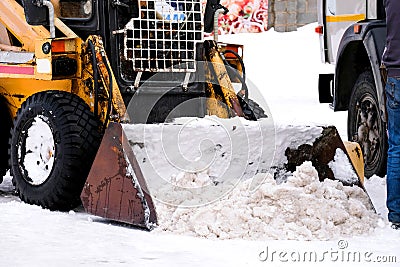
top-left (9, 91), bottom-right (102, 211)
top-left (237, 95), bottom-right (268, 120)
top-left (0, 98), bottom-right (12, 180)
top-left (348, 71), bottom-right (387, 177)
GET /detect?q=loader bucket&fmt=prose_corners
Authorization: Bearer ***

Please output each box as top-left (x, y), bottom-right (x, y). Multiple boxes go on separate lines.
top-left (80, 122), bottom-right (157, 229)
top-left (284, 126), bottom-right (364, 186)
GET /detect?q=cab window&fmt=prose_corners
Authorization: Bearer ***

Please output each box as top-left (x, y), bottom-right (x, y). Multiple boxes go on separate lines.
top-left (58, 0), bottom-right (93, 19)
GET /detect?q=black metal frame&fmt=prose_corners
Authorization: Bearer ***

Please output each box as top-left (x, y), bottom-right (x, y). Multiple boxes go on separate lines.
top-left (59, 0), bottom-right (207, 120)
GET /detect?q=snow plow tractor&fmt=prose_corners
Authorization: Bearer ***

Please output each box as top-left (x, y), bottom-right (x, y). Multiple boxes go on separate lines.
top-left (0, 0), bottom-right (367, 229)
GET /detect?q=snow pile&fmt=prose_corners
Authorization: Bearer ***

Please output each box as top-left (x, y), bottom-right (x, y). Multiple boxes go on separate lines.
top-left (328, 148), bottom-right (359, 185)
top-left (155, 162), bottom-right (379, 241)
top-left (124, 116), bottom-right (273, 185)
top-left (123, 119), bottom-right (379, 241)
top-left (123, 118), bottom-right (327, 192)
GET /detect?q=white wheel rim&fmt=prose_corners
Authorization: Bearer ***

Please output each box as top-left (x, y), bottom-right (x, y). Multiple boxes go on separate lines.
top-left (19, 115), bottom-right (55, 185)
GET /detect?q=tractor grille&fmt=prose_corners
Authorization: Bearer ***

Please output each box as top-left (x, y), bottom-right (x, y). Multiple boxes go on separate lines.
top-left (124, 0), bottom-right (203, 72)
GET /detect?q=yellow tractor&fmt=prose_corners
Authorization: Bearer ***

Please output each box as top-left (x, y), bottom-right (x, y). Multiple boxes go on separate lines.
top-left (0, 0), bottom-right (366, 229)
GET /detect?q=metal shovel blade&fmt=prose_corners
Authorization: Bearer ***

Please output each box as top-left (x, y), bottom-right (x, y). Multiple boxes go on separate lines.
top-left (81, 122), bottom-right (157, 229)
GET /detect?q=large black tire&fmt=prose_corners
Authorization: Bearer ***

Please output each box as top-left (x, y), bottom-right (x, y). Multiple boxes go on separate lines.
top-left (348, 71), bottom-right (387, 177)
top-left (0, 98), bottom-right (12, 180)
top-left (237, 95), bottom-right (268, 121)
top-left (9, 91), bottom-right (102, 211)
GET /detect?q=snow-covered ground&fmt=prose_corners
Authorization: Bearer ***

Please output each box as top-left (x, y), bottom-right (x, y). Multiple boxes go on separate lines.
top-left (1, 23), bottom-right (399, 266)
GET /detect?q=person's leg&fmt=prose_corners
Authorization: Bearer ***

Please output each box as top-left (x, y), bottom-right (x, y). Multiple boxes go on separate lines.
top-left (385, 77), bottom-right (400, 226)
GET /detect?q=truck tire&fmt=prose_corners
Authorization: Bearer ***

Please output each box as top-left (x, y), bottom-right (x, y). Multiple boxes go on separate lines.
top-left (348, 70), bottom-right (387, 177)
top-left (0, 98), bottom-right (12, 180)
top-left (9, 91), bottom-right (102, 211)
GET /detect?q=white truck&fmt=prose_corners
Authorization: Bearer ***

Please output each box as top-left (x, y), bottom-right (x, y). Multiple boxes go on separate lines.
top-left (316, 0), bottom-right (387, 177)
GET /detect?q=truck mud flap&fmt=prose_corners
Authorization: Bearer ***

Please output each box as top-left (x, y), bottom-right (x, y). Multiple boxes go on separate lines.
top-left (318, 73), bottom-right (334, 103)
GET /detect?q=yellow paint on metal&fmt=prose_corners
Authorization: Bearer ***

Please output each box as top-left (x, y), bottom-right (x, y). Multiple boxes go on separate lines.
top-left (91, 36), bottom-right (127, 122)
top-left (204, 40), bottom-right (245, 117)
top-left (34, 39), bottom-right (53, 80)
top-left (207, 44), bottom-right (237, 109)
top-left (326, 14), bottom-right (365, 23)
top-left (0, 1), bottom-right (126, 129)
top-left (0, 0), bottom-right (49, 51)
top-left (78, 36), bottom-right (127, 124)
top-left (0, 78), bottom-right (72, 117)
top-left (54, 18), bottom-right (78, 38)
top-left (205, 79), bottom-right (230, 118)
top-left (344, 141), bottom-right (365, 184)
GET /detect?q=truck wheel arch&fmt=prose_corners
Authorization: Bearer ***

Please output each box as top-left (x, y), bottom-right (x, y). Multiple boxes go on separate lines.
top-left (334, 40), bottom-right (370, 111)
top-left (334, 24), bottom-right (386, 117)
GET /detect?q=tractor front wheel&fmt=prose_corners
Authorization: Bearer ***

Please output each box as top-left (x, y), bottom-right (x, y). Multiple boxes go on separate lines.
top-left (9, 91), bottom-right (102, 211)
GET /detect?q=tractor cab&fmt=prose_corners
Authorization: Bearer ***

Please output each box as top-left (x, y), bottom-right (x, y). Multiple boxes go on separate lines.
top-left (56, 0), bottom-right (207, 122)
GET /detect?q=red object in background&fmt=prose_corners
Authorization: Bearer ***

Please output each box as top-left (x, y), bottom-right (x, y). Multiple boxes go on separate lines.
top-left (203, 0), bottom-right (269, 34)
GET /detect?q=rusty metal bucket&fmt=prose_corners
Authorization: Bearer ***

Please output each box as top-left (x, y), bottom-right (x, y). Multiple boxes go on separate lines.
top-left (80, 122), bottom-right (157, 229)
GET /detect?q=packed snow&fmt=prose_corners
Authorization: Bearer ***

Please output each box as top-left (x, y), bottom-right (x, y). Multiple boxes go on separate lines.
top-left (328, 148), bottom-right (360, 185)
top-left (154, 162), bottom-right (378, 241)
top-left (1, 23), bottom-right (399, 266)
top-left (123, 117), bottom-right (329, 207)
top-left (21, 115), bottom-right (55, 184)
top-left (123, 116), bottom-right (377, 241)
